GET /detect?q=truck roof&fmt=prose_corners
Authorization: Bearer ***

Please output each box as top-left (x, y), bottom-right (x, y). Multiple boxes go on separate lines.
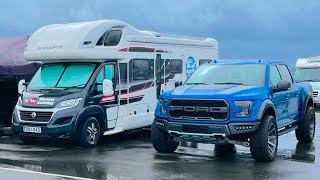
top-left (206, 60), bottom-right (285, 66)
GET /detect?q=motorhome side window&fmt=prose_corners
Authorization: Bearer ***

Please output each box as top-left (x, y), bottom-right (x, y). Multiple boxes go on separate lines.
top-left (104, 30), bottom-right (122, 46)
top-left (161, 59), bottom-right (171, 77)
top-left (131, 59), bottom-right (150, 80)
top-left (96, 65), bottom-right (115, 93)
top-left (199, 59), bottom-right (212, 66)
top-left (171, 59), bottom-right (182, 74)
top-left (119, 63), bottom-right (127, 83)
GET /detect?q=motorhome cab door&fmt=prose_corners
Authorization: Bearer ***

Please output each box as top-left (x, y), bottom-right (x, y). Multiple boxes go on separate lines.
top-left (90, 62), bottom-right (119, 130)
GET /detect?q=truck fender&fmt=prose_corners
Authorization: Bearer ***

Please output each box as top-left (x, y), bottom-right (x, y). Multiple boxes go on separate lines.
top-left (75, 105), bottom-right (107, 133)
top-left (257, 99), bottom-right (276, 120)
top-left (302, 92), bottom-right (313, 120)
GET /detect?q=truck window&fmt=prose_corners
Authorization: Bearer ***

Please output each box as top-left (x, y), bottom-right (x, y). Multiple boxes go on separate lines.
top-left (270, 65), bottom-right (282, 87)
top-left (277, 65), bottom-right (293, 84)
top-left (171, 59), bottom-right (182, 74)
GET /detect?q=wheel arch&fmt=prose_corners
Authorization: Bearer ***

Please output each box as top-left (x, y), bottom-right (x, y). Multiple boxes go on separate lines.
top-left (257, 99), bottom-right (276, 120)
top-left (75, 105), bottom-right (106, 134)
top-left (302, 92), bottom-right (314, 119)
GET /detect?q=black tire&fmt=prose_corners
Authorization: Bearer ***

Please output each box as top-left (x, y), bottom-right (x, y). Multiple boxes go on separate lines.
top-left (296, 106), bottom-right (316, 143)
top-left (19, 136), bottom-right (37, 145)
top-left (151, 122), bottom-right (179, 153)
top-left (79, 117), bottom-right (101, 148)
top-left (250, 115), bottom-right (278, 162)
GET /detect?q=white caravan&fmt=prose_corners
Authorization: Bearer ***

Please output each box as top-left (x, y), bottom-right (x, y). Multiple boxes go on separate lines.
top-left (295, 57), bottom-right (320, 106)
top-left (12, 20), bottom-right (218, 147)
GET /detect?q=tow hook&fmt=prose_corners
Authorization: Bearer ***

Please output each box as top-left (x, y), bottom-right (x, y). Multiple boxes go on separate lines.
top-left (228, 140), bottom-right (250, 147)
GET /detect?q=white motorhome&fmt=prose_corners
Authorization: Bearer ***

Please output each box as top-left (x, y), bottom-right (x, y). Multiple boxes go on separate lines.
top-left (295, 57), bottom-right (320, 106)
top-left (12, 20), bottom-right (218, 147)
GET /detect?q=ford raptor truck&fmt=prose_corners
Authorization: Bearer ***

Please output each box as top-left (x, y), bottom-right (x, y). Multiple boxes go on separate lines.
top-left (151, 60), bottom-right (315, 162)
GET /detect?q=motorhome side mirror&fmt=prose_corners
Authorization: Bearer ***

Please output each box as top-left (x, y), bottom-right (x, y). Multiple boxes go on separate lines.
top-left (18, 79), bottom-right (27, 94)
top-left (102, 79), bottom-right (114, 96)
top-left (175, 81), bottom-right (182, 87)
top-left (274, 80), bottom-right (291, 92)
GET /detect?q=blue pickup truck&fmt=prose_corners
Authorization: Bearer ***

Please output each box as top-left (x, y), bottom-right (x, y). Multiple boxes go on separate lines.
top-left (151, 60), bottom-right (315, 162)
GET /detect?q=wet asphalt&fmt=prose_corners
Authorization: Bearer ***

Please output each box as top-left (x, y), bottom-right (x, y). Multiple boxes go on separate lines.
top-left (0, 114), bottom-right (319, 180)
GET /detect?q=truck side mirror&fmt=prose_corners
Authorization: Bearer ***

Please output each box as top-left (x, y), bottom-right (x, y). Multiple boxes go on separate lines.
top-left (274, 80), bottom-right (291, 92)
top-left (175, 81), bottom-right (182, 87)
top-left (102, 79), bottom-right (114, 96)
top-left (18, 79), bottom-right (27, 94)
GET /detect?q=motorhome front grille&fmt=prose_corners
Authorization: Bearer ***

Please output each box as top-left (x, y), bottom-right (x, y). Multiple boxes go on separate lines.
top-left (169, 99), bottom-right (229, 120)
top-left (19, 111), bottom-right (53, 122)
top-left (313, 91), bottom-right (318, 98)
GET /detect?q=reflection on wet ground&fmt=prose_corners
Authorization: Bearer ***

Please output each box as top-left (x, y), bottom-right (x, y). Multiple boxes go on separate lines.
top-left (0, 115), bottom-right (318, 179)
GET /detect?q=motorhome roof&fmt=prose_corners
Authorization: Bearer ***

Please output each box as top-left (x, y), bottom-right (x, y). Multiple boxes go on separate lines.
top-left (24, 20), bottom-right (218, 62)
top-left (296, 56), bottom-right (320, 68)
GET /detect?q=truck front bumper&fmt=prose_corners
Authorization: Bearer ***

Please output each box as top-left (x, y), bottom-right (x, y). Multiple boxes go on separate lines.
top-left (154, 118), bottom-right (260, 144)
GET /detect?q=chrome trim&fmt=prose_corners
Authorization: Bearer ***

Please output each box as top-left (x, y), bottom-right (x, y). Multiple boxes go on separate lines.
top-left (168, 98), bottom-right (229, 121)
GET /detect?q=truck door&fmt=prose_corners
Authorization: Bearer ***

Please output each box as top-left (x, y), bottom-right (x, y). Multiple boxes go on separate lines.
top-left (269, 65), bottom-right (289, 127)
top-left (90, 63), bottom-right (119, 129)
top-left (277, 65), bottom-right (300, 122)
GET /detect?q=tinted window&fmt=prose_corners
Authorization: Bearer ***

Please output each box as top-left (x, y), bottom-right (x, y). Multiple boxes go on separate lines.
top-left (171, 59), bottom-right (182, 74)
top-left (161, 59), bottom-right (170, 77)
top-left (277, 65), bottom-right (293, 84)
top-left (270, 65), bottom-right (282, 86)
top-left (199, 59), bottom-right (212, 66)
top-left (132, 59), bottom-right (150, 80)
top-left (119, 63), bottom-right (127, 82)
top-left (104, 30), bottom-right (122, 46)
top-left (295, 68), bottom-right (320, 82)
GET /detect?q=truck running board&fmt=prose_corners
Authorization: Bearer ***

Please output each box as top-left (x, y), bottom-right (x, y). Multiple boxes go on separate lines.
top-left (278, 125), bottom-right (298, 136)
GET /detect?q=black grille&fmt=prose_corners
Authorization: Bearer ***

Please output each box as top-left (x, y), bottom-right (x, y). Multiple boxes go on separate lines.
top-left (169, 99), bottom-right (228, 120)
top-left (183, 125), bottom-right (209, 134)
top-left (19, 111), bottom-right (53, 122)
top-left (313, 91), bottom-right (318, 98)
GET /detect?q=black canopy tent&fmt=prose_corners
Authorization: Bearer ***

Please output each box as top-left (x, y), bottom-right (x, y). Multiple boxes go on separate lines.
top-left (0, 36), bottom-right (39, 126)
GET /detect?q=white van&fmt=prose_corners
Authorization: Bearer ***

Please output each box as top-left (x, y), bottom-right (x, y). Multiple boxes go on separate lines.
top-left (295, 57), bottom-right (320, 106)
top-left (12, 20), bottom-right (218, 147)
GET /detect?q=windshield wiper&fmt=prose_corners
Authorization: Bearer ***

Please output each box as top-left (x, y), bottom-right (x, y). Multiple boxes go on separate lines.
top-left (61, 84), bottom-right (87, 91)
top-left (214, 82), bottom-right (246, 85)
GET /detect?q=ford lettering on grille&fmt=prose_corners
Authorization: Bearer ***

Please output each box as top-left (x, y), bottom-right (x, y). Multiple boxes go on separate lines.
top-left (169, 99), bottom-right (229, 120)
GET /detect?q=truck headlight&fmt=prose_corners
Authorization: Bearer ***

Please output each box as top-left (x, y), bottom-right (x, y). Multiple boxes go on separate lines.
top-left (55, 98), bottom-right (82, 108)
top-left (234, 101), bottom-right (253, 117)
top-left (160, 99), bottom-right (169, 114)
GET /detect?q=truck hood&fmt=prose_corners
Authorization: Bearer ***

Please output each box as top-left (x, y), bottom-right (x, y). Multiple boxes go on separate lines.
top-left (165, 85), bottom-right (267, 100)
top-left (309, 82), bottom-right (320, 90)
top-left (21, 90), bottom-right (82, 108)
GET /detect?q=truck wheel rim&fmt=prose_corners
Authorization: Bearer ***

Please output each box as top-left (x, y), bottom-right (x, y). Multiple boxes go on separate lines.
top-left (268, 123), bottom-right (277, 154)
top-left (87, 122), bottom-right (98, 144)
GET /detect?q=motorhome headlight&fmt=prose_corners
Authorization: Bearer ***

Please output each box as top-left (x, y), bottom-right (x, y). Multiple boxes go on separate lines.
top-left (160, 99), bottom-right (169, 114)
top-left (234, 101), bottom-right (253, 117)
top-left (16, 97), bottom-right (22, 107)
top-left (55, 98), bottom-right (82, 108)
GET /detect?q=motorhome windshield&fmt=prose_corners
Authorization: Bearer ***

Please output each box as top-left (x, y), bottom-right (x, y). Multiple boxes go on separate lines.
top-left (295, 68), bottom-right (320, 82)
top-left (186, 64), bottom-right (266, 86)
top-left (28, 63), bottom-right (96, 90)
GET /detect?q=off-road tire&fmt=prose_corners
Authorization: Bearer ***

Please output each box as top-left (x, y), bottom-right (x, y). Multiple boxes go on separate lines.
top-left (79, 117), bottom-right (101, 148)
top-left (296, 106), bottom-right (315, 143)
top-left (151, 122), bottom-right (179, 153)
top-left (19, 136), bottom-right (37, 145)
top-left (250, 115), bottom-right (278, 162)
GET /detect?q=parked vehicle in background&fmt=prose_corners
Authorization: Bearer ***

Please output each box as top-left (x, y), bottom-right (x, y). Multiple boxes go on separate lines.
top-left (11, 20), bottom-right (218, 147)
top-left (295, 57), bottom-right (320, 107)
top-left (151, 60), bottom-right (315, 162)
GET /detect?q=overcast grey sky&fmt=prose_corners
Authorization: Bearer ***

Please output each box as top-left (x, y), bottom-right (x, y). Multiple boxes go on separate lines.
top-left (1, 0), bottom-right (319, 67)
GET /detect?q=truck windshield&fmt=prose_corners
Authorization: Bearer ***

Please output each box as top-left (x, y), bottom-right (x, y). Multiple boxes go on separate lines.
top-left (186, 64), bottom-right (266, 86)
top-left (28, 63), bottom-right (96, 90)
top-left (295, 68), bottom-right (320, 82)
